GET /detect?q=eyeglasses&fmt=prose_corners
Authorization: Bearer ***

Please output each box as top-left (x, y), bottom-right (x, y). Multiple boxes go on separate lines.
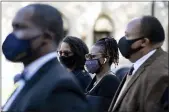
top-left (85, 53), bottom-right (107, 60)
top-left (57, 50), bottom-right (73, 57)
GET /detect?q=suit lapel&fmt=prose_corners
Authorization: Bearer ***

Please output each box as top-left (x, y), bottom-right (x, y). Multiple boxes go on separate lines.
top-left (86, 76), bottom-right (98, 94)
top-left (18, 60), bottom-right (65, 110)
top-left (112, 67), bottom-right (145, 111)
top-left (2, 85), bottom-right (19, 110)
top-left (86, 76), bottom-right (96, 91)
top-left (8, 58), bottom-right (58, 111)
top-left (108, 74), bottom-right (127, 112)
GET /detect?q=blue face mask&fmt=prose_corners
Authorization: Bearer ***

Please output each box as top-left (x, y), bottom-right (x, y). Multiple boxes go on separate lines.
top-left (85, 59), bottom-right (101, 74)
top-left (2, 33), bottom-right (39, 62)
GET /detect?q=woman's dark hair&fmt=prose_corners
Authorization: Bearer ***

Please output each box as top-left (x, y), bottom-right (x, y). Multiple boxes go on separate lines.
top-left (95, 37), bottom-right (119, 66)
top-left (62, 36), bottom-right (89, 69)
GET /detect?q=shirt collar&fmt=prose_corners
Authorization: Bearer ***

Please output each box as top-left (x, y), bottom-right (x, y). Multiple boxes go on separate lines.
top-left (24, 52), bottom-right (57, 80)
top-left (132, 49), bottom-right (156, 74)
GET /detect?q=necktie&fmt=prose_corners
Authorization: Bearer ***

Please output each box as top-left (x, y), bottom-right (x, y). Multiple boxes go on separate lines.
top-left (5, 71), bottom-right (26, 104)
top-left (112, 65), bottom-right (135, 110)
top-left (128, 65), bottom-right (134, 76)
top-left (13, 71), bottom-right (26, 84)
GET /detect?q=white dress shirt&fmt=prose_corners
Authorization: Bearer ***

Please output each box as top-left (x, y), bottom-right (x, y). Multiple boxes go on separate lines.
top-left (3, 52), bottom-right (57, 111)
top-left (113, 49), bottom-right (156, 110)
top-left (132, 49), bottom-right (156, 75)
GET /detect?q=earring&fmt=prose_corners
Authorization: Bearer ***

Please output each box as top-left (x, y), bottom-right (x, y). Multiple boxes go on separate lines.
top-left (104, 58), bottom-right (107, 64)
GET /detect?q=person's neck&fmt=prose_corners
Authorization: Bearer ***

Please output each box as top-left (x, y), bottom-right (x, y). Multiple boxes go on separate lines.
top-left (67, 66), bottom-right (76, 72)
top-left (131, 47), bottom-right (155, 63)
top-left (67, 68), bottom-right (72, 72)
top-left (95, 65), bottom-right (110, 82)
top-left (23, 48), bottom-right (56, 67)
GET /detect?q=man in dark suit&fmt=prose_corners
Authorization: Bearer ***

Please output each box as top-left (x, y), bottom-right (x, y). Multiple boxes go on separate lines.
top-left (108, 16), bottom-right (168, 112)
top-left (2, 4), bottom-right (90, 112)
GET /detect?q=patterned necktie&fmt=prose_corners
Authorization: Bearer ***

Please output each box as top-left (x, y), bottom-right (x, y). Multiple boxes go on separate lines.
top-left (111, 65), bottom-right (135, 111)
top-left (128, 65), bottom-right (134, 76)
top-left (14, 71), bottom-right (26, 84)
top-left (7, 71), bottom-right (25, 101)
top-left (6, 71), bottom-right (26, 102)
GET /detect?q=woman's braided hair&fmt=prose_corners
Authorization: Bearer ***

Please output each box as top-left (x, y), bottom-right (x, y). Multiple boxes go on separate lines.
top-left (95, 37), bottom-right (119, 66)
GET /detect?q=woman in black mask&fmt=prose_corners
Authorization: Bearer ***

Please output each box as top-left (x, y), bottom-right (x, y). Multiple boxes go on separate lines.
top-left (58, 36), bottom-right (92, 92)
top-left (85, 37), bottom-right (120, 112)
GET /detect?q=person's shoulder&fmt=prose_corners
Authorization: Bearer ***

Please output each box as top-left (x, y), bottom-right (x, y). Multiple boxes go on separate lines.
top-left (51, 71), bottom-right (84, 95)
top-left (152, 49), bottom-right (168, 66)
top-left (145, 49), bottom-right (168, 75)
top-left (105, 72), bottom-right (118, 78)
top-left (101, 74), bottom-right (120, 83)
top-left (149, 52), bottom-right (168, 72)
top-left (82, 70), bottom-right (92, 77)
top-left (75, 69), bottom-right (92, 78)
top-left (156, 49), bottom-right (167, 61)
top-left (49, 64), bottom-right (79, 87)
top-left (49, 64), bottom-right (89, 91)
top-left (98, 74), bottom-right (120, 94)
top-left (143, 50), bottom-right (168, 83)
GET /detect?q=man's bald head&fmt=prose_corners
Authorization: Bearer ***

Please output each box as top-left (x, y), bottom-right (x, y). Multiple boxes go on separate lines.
top-left (119, 16), bottom-right (165, 62)
top-left (125, 18), bottom-right (142, 40)
top-left (126, 16), bottom-right (165, 44)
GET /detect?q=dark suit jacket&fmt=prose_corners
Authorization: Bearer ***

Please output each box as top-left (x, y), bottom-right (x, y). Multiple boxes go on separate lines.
top-left (4, 58), bottom-right (91, 112)
top-left (72, 68), bottom-right (92, 92)
top-left (109, 48), bottom-right (169, 112)
top-left (86, 74), bottom-right (120, 111)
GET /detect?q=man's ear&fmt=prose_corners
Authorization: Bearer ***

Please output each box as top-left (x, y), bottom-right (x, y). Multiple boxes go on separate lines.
top-left (141, 38), bottom-right (150, 47)
top-left (44, 30), bottom-right (55, 40)
top-left (41, 30), bottom-right (55, 46)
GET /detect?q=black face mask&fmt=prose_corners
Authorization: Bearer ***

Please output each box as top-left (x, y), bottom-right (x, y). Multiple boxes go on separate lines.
top-left (59, 55), bottom-right (76, 69)
top-left (118, 36), bottom-right (144, 59)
